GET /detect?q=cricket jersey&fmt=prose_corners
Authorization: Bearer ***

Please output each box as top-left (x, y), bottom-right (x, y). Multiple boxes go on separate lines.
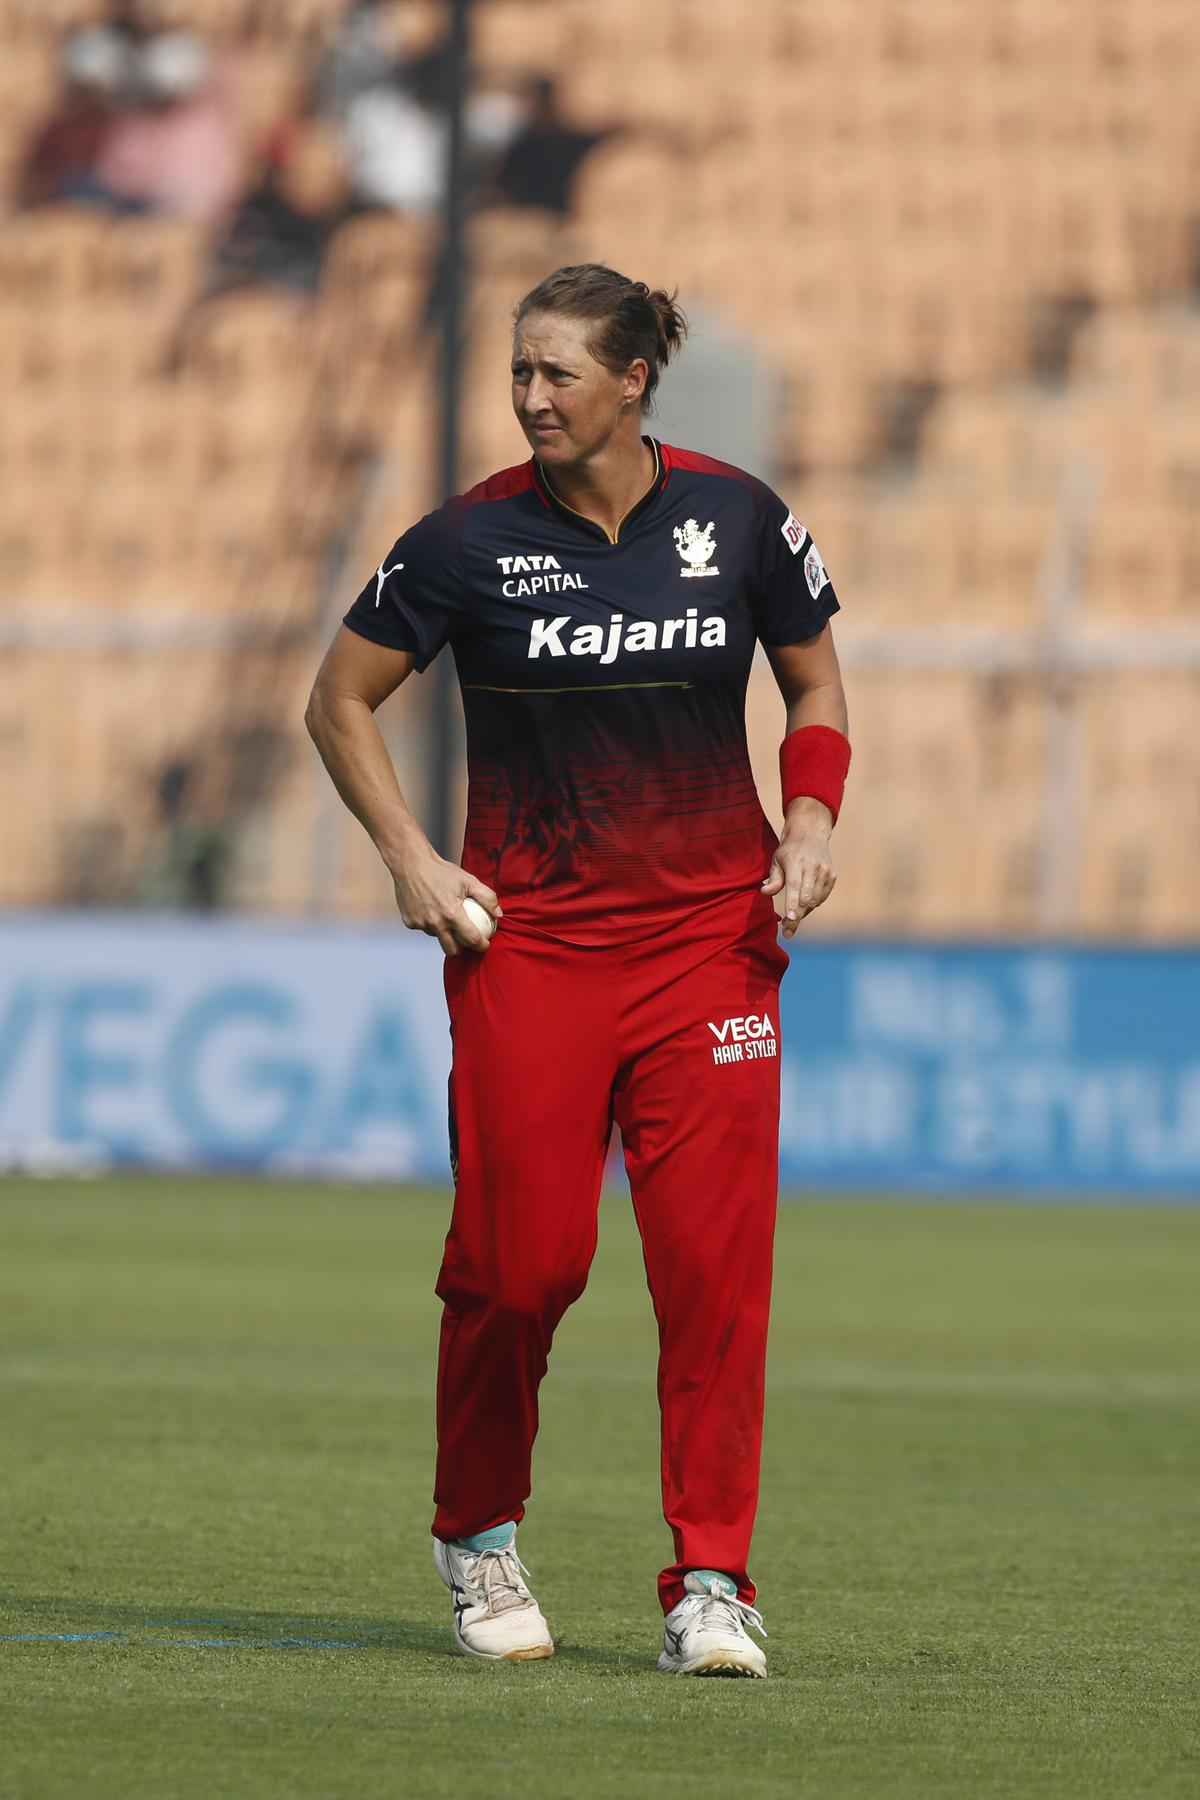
top-left (343, 439), bottom-right (839, 945)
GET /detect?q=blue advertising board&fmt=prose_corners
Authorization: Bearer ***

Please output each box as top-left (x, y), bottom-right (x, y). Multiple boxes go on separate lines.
top-left (779, 945), bottom-right (1199, 1194)
top-left (0, 915), bottom-right (447, 1179)
top-left (0, 915), bottom-right (1196, 1194)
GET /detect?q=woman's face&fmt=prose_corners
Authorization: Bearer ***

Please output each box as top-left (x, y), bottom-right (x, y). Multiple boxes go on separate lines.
top-left (511, 310), bottom-right (647, 469)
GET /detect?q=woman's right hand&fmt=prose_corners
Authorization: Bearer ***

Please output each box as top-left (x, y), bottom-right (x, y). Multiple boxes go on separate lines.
top-left (390, 849), bottom-right (502, 956)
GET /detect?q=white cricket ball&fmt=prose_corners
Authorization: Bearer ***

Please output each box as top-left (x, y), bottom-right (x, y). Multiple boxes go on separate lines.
top-left (461, 896), bottom-right (496, 942)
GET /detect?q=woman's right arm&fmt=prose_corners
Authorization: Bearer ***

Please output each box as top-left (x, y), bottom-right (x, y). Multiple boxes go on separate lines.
top-left (305, 626), bottom-right (499, 955)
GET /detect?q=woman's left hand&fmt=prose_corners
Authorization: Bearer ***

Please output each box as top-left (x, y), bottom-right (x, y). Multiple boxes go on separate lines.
top-left (761, 801), bottom-right (837, 938)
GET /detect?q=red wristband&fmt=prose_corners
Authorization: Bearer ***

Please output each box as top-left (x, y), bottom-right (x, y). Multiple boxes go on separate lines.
top-left (780, 725), bottom-right (851, 824)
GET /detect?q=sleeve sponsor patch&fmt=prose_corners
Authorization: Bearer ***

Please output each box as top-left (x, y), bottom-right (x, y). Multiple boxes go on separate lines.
top-left (780, 511), bottom-right (807, 556)
top-left (804, 543), bottom-right (830, 600)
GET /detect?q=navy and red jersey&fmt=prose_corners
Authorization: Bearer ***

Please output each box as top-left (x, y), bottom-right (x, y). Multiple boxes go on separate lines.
top-left (344, 439), bottom-right (839, 945)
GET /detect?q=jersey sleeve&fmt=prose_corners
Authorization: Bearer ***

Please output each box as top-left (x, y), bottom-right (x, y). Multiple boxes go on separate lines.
top-left (342, 504), bottom-right (465, 671)
top-left (751, 485), bottom-right (841, 645)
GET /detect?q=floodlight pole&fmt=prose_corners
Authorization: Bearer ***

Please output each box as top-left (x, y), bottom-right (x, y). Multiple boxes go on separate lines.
top-left (430, 0), bottom-right (472, 858)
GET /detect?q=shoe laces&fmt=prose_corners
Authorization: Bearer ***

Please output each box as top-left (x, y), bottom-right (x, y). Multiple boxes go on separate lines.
top-left (686, 1579), bottom-right (767, 1640)
top-left (468, 1545), bottom-right (536, 1615)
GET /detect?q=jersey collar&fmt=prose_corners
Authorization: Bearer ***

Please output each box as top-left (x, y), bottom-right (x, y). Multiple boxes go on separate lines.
top-left (532, 438), bottom-right (663, 545)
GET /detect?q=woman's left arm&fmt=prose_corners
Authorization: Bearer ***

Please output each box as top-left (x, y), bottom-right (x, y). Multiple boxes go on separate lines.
top-left (761, 629), bottom-right (849, 937)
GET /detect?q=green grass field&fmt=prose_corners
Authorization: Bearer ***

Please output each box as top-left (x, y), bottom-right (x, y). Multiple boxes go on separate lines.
top-left (1, 1178), bottom-right (1197, 1800)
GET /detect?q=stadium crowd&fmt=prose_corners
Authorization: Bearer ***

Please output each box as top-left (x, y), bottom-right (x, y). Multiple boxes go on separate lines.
top-left (15, 2), bottom-right (618, 298)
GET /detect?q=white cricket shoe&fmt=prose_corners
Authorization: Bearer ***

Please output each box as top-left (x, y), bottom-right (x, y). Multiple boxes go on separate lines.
top-left (658, 1571), bottom-right (767, 1678)
top-left (433, 1533), bottom-right (554, 1662)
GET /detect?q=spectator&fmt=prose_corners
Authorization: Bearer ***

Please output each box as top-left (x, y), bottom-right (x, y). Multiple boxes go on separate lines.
top-left (92, 30), bottom-right (239, 222)
top-left (488, 77), bottom-right (618, 216)
top-left (316, 1), bottom-right (444, 122)
top-left (208, 122), bottom-right (349, 298)
top-left (134, 761), bottom-right (229, 912)
top-left (15, 26), bottom-right (129, 208)
top-left (344, 54), bottom-right (526, 220)
top-left (343, 55), bottom-right (448, 215)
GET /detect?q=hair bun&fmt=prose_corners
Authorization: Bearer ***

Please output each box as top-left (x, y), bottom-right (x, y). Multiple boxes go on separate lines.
top-left (646, 287), bottom-right (688, 363)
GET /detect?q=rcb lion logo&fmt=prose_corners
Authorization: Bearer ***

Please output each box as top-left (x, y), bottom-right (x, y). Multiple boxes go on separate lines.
top-left (673, 518), bottom-right (719, 578)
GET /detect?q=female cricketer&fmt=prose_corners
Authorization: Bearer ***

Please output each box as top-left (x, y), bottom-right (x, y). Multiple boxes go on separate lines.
top-left (306, 264), bottom-right (850, 1678)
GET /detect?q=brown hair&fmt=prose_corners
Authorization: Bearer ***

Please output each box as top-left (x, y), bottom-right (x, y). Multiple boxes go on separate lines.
top-left (514, 264), bottom-right (688, 413)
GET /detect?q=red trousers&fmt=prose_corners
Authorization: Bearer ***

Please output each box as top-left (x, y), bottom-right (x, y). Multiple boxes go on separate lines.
top-left (433, 890), bottom-right (787, 1615)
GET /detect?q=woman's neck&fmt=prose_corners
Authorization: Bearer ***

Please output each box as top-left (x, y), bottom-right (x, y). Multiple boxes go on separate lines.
top-left (541, 433), bottom-right (656, 541)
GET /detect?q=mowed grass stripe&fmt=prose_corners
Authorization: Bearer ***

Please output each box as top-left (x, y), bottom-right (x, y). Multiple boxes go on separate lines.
top-left (0, 1178), bottom-right (1197, 1800)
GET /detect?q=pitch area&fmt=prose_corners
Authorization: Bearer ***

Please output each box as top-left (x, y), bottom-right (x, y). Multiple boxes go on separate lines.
top-left (1, 1178), bottom-right (1197, 1799)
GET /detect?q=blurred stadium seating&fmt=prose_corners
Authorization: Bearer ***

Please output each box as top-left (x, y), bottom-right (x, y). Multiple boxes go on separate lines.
top-left (0, 0), bottom-right (1197, 938)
